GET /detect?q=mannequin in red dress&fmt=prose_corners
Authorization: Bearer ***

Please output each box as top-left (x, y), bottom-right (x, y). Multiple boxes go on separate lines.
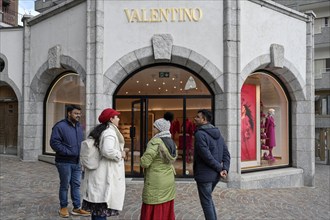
top-left (264, 109), bottom-right (276, 161)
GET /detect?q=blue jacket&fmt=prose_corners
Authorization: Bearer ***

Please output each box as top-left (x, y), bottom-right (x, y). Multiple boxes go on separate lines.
top-left (50, 118), bottom-right (84, 164)
top-left (193, 123), bottom-right (230, 183)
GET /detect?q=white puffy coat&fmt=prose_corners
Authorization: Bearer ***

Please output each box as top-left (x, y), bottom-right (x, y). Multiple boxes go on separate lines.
top-left (82, 124), bottom-right (126, 210)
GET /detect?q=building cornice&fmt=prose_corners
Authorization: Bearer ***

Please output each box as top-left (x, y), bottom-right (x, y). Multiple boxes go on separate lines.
top-left (249, 0), bottom-right (310, 22)
top-left (27, 0), bottom-right (85, 26)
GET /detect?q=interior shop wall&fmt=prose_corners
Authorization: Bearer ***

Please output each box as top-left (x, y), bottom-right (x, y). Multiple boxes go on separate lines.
top-left (240, 0), bottom-right (307, 81)
top-left (103, 0), bottom-right (224, 72)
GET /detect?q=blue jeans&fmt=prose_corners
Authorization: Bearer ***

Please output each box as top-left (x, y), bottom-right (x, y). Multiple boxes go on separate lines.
top-left (55, 162), bottom-right (82, 209)
top-left (197, 180), bottom-right (219, 220)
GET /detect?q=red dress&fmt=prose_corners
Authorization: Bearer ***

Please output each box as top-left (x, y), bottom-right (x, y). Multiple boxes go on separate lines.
top-left (265, 115), bottom-right (276, 148)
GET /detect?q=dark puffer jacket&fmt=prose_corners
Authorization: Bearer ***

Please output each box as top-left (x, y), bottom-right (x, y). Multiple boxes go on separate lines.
top-left (193, 123), bottom-right (230, 183)
top-left (50, 119), bottom-right (84, 164)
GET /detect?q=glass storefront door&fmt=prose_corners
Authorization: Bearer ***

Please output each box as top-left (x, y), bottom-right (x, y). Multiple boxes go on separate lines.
top-left (114, 64), bottom-right (213, 178)
top-left (128, 99), bottom-right (147, 175)
top-left (116, 96), bottom-right (212, 177)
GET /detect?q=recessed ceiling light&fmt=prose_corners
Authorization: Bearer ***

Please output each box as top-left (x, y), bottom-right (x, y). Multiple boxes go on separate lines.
top-left (162, 82), bottom-right (165, 85)
top-left (125, 92), bottom-right (128, 94)
top-left (136, 80), bottom-right (139, 83)
top-left (158, 87), bottom-right (161, 90)
top-left (174, 86), bottom-right (177, 89)
top-left (146, 83), bottom-right (149, 86)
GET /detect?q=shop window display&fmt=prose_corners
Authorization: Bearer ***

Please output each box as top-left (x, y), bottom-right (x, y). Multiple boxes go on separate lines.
top-left (241, 72), bottom-right (289, 171)
top-left (44, 73), bottom-right (86, 154)
top-left (115, 65), bottom-right (213, 177)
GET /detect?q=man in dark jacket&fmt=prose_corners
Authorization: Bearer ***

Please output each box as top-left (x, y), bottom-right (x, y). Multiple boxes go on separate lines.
top-left (50, 105), bottom-right (90, 218)
top-left (193, 109), bottom-right (230, 220)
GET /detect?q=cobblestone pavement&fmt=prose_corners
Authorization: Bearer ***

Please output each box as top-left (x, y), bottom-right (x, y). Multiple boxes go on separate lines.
top-left (0, 155), bottom-right (329, 220)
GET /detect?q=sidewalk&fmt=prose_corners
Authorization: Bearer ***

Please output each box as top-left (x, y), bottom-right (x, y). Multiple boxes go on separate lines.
top-left (0, 155), bottom-right (329, 220)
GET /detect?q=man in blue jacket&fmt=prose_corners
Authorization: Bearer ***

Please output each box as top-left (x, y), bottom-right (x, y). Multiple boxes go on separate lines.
top-left (193, 109), bottom-right (231, 220)
top-left (50, 105), bottom-right (90, 218)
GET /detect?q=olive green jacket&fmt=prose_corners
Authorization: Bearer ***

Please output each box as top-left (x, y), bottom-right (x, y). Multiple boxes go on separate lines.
top-left (140, 137), bottom-right (177, 204)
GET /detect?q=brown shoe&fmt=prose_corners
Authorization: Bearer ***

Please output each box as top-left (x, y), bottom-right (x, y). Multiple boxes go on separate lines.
top-left (58, 207), bottom-right (69, 218)
top-left (71, 208), bottom-right (91, 216)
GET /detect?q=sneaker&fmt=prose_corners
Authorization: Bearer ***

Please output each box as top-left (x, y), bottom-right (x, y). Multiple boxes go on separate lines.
top-left (71, 208), bottom-right (91, 216)
top-left (59, 207), bottom-right (69, 218)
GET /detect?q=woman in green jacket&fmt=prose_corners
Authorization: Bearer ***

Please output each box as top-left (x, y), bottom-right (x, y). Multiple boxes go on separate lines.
top-left (140, 113), bottom-right (177, 220)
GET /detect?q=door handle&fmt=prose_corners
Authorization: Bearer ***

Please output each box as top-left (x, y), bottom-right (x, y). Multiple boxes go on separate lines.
top-left (130, 127), bottom-right (135, 138)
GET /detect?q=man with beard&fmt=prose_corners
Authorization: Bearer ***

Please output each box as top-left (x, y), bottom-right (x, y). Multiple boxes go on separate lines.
top-left (50, 105), bottom-right (90, 218)
top-left (193, 109), bottom-right (231, 220)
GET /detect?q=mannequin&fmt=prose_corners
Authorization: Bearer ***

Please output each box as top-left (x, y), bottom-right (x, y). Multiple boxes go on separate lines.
top-left (241, 104), bottom-right (255, 160)
top-left (264, 108), bottom-right (276, 161)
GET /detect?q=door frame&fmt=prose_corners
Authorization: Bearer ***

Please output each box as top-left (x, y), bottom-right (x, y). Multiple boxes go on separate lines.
top-left (115, 95), bottom-right (213, 178)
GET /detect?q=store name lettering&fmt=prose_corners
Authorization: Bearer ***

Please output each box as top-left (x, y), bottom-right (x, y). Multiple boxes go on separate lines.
top-left (124, 8), bottom-right (203, 23)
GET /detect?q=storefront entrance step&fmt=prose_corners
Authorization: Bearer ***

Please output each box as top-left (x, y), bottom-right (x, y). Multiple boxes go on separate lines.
top-left (240, 168), bottom-right (304, 189)
top-left (38, 155), bottom-right (55, 164)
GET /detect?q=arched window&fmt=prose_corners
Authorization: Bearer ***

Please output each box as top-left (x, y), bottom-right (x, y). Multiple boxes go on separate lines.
top-left (44, 73), bottom-right (86, 154)
top-left (241, 72), bottom-right (289, 171)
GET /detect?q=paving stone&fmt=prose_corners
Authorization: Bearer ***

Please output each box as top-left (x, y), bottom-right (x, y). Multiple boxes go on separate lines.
top-left (0, 155), bottom-right (329, 220)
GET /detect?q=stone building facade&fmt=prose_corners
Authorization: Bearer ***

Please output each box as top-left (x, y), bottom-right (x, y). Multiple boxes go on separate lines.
top-left (0, 0), bottom-right (315, 189)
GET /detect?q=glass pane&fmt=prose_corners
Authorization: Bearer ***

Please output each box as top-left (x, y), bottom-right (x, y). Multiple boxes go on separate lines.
top-left (148, 98), bottom-right (185, 175)
top-left (117, 66), bottom-right (209, 96)
top-left (116, 98), bottom-right (142, 175)
top-left (241, 73), bottom-right (289, 171)
top-left (186, 98), bottom-right (212, 176)
top-left (45, 73), bottom-right (86, 154)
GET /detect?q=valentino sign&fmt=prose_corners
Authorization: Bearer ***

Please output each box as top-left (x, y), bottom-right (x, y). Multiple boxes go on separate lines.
top-left (124, 7), bottom-right (203, 23)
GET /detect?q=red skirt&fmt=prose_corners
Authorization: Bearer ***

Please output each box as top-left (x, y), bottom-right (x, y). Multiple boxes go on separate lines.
top-left (140, 200), bottom-right (175, 220)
